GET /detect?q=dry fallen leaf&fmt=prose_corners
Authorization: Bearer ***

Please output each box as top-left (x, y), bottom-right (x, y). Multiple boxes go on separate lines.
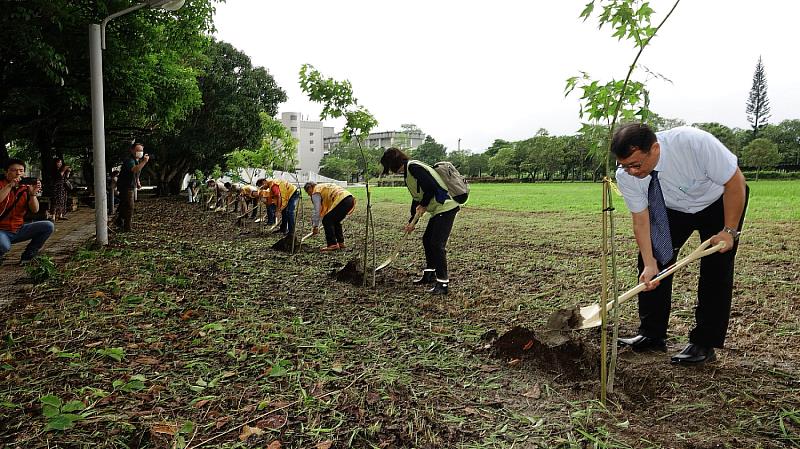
top-left (215, 416), bottom-right (231, 429)
top-left (267, 440), bottom-right (282, 449)
top-left (508, 358), bottom-right (521, 367)
top-left (316, 440), bottom-right (333, 449)
top-left (150, 422), bottom-right (177, 435)
top-left (257, 414), bottom-right (287, 430)
top-left (181, 310), bottom-right (196, 321)
top-left (93, 291), bottom-right (106, 298)
top-left (522, 384), bottom-right (541, 399)
top-left (239, 424), bottom-right (264, 442)
top-left (134, 356), bottom-right (160, 365)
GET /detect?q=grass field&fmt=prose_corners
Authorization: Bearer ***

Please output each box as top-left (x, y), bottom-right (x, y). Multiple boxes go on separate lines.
top-left (351, 180), bottom-right (800, 221)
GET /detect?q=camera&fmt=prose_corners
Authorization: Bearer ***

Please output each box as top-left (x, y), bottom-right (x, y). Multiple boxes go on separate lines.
top-left (19, 177), bottom-right (38, 186)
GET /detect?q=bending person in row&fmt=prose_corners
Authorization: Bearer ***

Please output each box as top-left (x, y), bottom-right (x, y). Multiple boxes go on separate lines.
top-left (379, 148), bottom-right (460, 295)
top-left (260, 178), bottom-right (300, 236)
top-left (304, 182), bottom-right (356, 252)
top-left (256, 178), bottom-right (280, 225)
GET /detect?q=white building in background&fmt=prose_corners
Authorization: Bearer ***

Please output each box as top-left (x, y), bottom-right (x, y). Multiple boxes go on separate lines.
top-left (323, 130), bottom-right (426, 152)
top-left (280, 112), bottom-right (324, 175)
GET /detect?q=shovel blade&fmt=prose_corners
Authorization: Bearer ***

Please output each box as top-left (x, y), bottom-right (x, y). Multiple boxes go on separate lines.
top-left (577, 304), bottom-right (603, 329)
top-left (374, 253), bottom-right (399, 272)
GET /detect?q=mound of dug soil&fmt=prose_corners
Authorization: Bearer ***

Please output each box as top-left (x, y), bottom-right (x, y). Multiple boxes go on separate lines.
top-left (329, 258), bottom-right (365, 285)
top-left (492, 326), bottom-right (599, 380)
top-left (271, 235), bottom-right (305, 253)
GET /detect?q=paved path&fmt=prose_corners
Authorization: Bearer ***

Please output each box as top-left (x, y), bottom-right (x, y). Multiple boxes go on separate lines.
top-left (0, 207), bottom-right (97, 308)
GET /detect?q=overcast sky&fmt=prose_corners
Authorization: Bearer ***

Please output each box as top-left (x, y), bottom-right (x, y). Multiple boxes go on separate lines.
top-left (213, 0), bottom-right (800, 153)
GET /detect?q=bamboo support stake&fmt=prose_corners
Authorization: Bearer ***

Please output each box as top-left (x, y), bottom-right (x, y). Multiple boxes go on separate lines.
top-left (599, 180), bottom-right (609, 405)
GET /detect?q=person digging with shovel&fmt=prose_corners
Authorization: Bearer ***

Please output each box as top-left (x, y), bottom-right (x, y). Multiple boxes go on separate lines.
top-left (303, 182), bottom-right (356, 252)
top-left (379, 148), bottom-right (460, 295)
top-left (612, 123), bottom-right (748, 365)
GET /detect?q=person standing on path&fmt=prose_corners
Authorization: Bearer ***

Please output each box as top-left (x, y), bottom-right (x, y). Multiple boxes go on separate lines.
top-left (47, 157), bottom-right (71, 221)
top-left (114, 143), bottom-right (149, 232)
top-left (0, 158), bottom-right (54, 264)
top-left (303, 182), bottom-right (356, 252)
top-left (379, 148), bottom-right (460, 295)
top-left (612, 123), bottom-right (748, 365)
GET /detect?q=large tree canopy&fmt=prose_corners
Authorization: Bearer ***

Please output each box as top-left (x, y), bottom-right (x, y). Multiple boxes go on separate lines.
top-left (0, 0), bottom-right (216, 175)
top-left (146, 39), bottom-right (287, 193)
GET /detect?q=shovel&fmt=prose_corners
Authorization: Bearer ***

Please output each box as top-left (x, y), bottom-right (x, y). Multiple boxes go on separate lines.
top-left (300, 231), bottom-right (315, 244)
top-left (374, 211), bottom-right (422, 272)
top-left (574, 238), bottom-right (727, 330)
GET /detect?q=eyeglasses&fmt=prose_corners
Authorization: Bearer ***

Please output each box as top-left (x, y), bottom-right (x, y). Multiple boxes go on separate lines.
top-left (616, 161), bottom-right (644, 171)
top-left (616, 149), bottom-right (650, 171)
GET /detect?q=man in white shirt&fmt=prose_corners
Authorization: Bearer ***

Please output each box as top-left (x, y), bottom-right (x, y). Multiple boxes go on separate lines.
top-left (612, 123), bottom-right (748, 365)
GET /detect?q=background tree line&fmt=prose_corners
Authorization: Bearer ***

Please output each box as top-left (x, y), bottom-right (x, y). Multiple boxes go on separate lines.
top-left (319, 117), bottom-right (800, 183)
top-left (1, 0), bottom-right (288, 194)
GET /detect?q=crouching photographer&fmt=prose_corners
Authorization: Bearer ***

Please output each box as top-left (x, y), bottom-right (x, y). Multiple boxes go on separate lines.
top-left (0, 159), bottom-right (54, 264)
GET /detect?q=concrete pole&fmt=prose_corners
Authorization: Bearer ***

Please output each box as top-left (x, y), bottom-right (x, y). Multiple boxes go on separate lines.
top-left (89, 24), bottom-right (109, 245)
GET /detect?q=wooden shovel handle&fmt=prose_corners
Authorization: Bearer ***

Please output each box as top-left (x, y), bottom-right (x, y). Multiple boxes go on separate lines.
top-left (616, 239), bottom-right (726, 304)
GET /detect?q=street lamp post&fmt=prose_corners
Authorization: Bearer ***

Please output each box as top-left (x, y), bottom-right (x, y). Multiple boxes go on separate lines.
top-left (88, 0), bottom-right (185, 245)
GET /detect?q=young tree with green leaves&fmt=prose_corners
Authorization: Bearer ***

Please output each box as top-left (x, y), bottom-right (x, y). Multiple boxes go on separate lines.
top-left (746, 56), bottom-right (771, 137)
top-left (299, 64), bottom-right (379, 287)
top-left (566, 0), bottom-right (681, 402)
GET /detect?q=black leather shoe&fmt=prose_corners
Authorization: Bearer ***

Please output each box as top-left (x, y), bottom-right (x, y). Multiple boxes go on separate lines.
top-left (670, 343), bottom-right (716, 365)
top-left (618, 335), bottom-right (667, 352)
top-left (413, 270), bottom-right (436, 285)
top-left (428, 281), bottom-right (448, 295)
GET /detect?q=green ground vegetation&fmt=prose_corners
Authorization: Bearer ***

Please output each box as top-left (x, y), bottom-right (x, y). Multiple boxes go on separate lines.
top-left (354, 180), bottom-right (800, 221)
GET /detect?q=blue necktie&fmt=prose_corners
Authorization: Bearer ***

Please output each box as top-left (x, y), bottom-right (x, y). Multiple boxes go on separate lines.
top-left (648, 170), bottom-right (673, 265)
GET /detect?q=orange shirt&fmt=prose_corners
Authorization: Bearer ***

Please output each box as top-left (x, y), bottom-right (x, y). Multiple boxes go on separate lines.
top-left (0, 180), bottom-right (30, 232)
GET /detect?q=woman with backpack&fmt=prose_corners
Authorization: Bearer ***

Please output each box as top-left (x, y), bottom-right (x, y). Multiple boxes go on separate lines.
top-left (379, 147), bottom-right (465, 295)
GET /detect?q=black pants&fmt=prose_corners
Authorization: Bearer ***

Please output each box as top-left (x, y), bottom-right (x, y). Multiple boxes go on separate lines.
top-left (637, 186), bottom-right (749, 348)
top-left (322, 196), bottom-right (354, 246)
top-left (115, 189), bottom-right (135, 231)
top-left (422, 207), bottom-right (459, 281)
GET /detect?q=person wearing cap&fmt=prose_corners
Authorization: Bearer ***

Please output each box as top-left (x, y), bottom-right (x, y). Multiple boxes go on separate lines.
top-left (303, 182), bottom-right (356, 251)
top-left (379, 147), bottom-right (459, 295)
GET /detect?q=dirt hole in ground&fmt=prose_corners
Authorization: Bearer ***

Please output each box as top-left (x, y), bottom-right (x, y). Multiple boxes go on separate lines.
top-left (271, 235), bottom-right (305, 253)
top-left (329, 258), bottom-right (365, 285)
top-left (492, 326), bottom-right (599, 381)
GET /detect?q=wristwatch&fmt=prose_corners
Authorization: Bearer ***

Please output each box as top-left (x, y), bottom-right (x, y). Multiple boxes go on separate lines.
top-left (722, 226), bottom-right (741, 241)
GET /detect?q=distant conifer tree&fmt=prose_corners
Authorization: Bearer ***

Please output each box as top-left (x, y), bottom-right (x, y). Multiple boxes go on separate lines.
top-left (746, 56), bottom-right (771, 137)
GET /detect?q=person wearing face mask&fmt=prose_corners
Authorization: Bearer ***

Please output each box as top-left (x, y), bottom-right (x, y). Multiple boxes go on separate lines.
top-left (114, 142), bottom-right (150, 232)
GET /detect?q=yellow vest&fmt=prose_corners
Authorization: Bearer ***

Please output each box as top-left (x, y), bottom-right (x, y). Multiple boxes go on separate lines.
top-left (272, 179), bottom-right (298, 209)
top-left (313, 183), bottom-right (355, 218)
top-left (405, 160), bottom-right (459, 217)
top-left (241, 185), bottom-right (258, 197)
